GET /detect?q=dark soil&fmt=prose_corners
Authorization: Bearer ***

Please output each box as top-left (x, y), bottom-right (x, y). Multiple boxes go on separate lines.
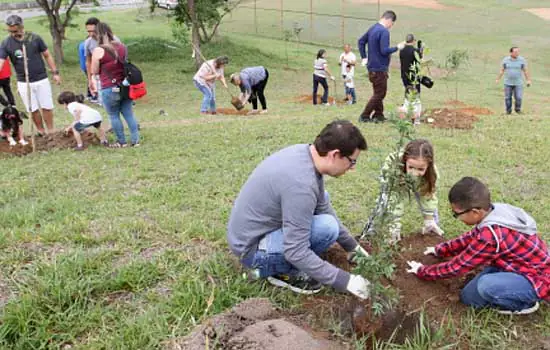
top-left (0, 130), bottom-right (100, 156)
top-left (311, 233), bottom-right (476, 347)
top-left (217, 108), bottom-right (250, 115)
top-left (425, 100), bottom-right (493, 130)
top-left (293, 94), bottom-right (346, 105)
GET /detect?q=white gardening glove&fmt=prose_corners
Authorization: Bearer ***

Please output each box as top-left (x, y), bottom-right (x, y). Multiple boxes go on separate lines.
top-left (347, 244), bottom-right (370, 262)
top-left (346, 274), bottom-right (371, 300)
top-left (330, 76), bottom-right (335, 81)
top-left (361, 58), bottom-right (368, 66)
top-left (406, 261), bottom-right (424, 274)
top-left (422, 219), bottom-right (444, 236)
top-left (397, 41), bottom-right (406, 50)
top-left (423, 246), bottom-right (436, 256)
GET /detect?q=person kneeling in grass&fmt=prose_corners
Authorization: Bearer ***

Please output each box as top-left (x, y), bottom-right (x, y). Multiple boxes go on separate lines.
top-left (58, 91), bottom-right (107, 150)
top-left (407, 177), bottom-right (549, 315)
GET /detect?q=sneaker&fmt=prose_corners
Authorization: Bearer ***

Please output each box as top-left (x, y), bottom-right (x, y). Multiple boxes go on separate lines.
top-left (74, 145), bottom-right (85, 151)
top-left (101, 140), bottom-right (109, 147)
top-left (496, 301), bottom-right (539, 315)
top-left (131, 143), bottom-right (140, 147)
top-left (323, 103), bottom-right (331, 106)
top-left (267, 273), bottom-right (322, 295)
top-left (358, 116), bottom-right (374, 123)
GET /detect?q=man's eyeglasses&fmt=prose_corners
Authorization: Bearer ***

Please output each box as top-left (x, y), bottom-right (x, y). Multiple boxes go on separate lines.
top-left (7, 29), bottom-right (19, 34)
top-left (452, 208), bottom-right (475, 218)
top-left (344, 155), bottom-right (357, 167)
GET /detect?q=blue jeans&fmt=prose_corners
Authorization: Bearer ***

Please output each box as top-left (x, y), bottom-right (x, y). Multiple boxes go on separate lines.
top-left (313, 74), bottom-right (328, 104)
top-left (345, 87), bottom-right (356, 103)
top-left (100, 87), bottom-right (140, 145)
top-left (460, 267), bottom-right (540, 311)
top-left (504, 84), bottom-right (523, 113)
top-left (194, 80), bottom-right (215, 113)
top-left (241, 214), bottom-right (339, 278)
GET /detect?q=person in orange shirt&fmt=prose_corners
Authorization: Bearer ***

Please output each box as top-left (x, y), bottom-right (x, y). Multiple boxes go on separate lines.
top-left (0, 57), bottom-right (15, 106)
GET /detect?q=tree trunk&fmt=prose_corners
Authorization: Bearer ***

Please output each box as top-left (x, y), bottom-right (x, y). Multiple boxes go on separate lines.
top-left (51, 29), bottom-right (64, 65)
top-left (188, 0), bottom-right (202, 69)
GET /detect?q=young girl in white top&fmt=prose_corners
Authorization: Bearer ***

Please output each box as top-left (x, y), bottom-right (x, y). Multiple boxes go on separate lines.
top-left (313, 49), bottom-right (335, 105)
top-left (58, 91), bottom-right (107, 150)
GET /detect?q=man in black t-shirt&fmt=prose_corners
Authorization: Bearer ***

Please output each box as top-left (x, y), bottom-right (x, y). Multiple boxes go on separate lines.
top-left (399, 33), bottom-right (423, 96)
top-left (0, 15), bottom-right (61, 135)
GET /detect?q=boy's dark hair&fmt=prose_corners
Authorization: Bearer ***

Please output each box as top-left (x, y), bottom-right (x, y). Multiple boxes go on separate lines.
top-left (402, 139), bottom-right (436, 195)
top-left (58, 91), bottom-right (85, 105)
top-left (406, 33), bottom-right (415, 43)
top-left (85, 17), bottom-right (100, 26)
top-left (381, 10), bottom-right (397, 22)
top-left (448, 177), bottom-right (492, 211)
top-left (316, 49), bottom-right (326, 60)
top-left (314, 120), bottom-right (367, 157)
top-left (510, 46), bottom-right (518, 53)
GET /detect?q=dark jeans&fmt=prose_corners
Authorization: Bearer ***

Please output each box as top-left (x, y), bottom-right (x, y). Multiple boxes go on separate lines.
top-left (0, 78), bottom-right (16, 106)
top-left (504, 84), bottom-right (523, 113)
top-left (361, 71), bottom-right (388, 119)
top-left (345, 87), bottom-right (356, 102)
top-left (313, 74), bottom-right (328, 104)
top-left (250, 69), bottom-right (269, 110)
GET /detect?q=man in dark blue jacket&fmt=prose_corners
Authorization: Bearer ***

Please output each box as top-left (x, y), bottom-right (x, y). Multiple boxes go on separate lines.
top-left (357, 10), bottom-right (404, 123)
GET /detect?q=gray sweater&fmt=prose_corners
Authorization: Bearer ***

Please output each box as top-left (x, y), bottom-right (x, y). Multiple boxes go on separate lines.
top-left (227, 144), bottom-right (358, 291)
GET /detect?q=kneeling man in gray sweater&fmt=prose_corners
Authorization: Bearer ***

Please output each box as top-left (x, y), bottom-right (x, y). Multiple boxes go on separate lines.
top-left (227, 120), bottom-right (371, 298)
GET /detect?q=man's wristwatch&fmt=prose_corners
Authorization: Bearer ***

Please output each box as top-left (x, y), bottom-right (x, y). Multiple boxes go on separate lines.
top-left (52, 70), bottom-right (59, 75)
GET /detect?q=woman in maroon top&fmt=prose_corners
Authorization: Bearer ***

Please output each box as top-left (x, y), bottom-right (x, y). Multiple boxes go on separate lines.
top-left (90, 22), bottom-right (139, 147)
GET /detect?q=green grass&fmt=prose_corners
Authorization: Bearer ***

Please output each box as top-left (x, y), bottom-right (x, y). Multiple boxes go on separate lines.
top-left (0, 1), bottom-right (549, 349)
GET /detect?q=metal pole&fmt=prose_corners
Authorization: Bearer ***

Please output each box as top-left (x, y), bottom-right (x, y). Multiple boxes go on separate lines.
top-left (378, 0), bottom-right (380, 18)
top-left (310, 0), bottom-right (313, 42)
top-left (280, 0), bottom-right (284, 39)
top-left (341, 0), bottom-right (345, 46)
top-left (254, 0), bottom-right (257, 34)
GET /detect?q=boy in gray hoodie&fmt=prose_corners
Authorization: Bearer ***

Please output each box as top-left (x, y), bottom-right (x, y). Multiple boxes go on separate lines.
top-left (407, 177), bottom-right (549, 314)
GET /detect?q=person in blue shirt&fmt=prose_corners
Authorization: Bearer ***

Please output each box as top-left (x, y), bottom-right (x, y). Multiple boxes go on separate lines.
top-left (78, 40), bottom-right (94, 101)
top-left (496, 47), bottom-right (531, 115)
top-left (357, 10), bottom-right (404, 123)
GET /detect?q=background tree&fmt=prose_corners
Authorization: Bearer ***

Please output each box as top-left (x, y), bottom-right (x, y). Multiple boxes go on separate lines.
top-left (172, 0), bottom-right (242, 68)
top-left (35, 0), bottom-right (83, 65)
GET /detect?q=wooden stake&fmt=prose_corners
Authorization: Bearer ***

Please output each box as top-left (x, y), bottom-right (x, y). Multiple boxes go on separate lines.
top-left (21, 41), bottom-right (35, 153)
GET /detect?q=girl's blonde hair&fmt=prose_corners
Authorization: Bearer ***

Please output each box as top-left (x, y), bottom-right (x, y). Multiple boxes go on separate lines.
top-left (402, 139), bottom-right (436, 195)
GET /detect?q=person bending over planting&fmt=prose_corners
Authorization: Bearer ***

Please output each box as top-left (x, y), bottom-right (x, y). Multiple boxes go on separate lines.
top-left (364, 139), bottom-right (443, 243)
top-left (230, 66), bottom-right (269, 115)
top-left (227, 120), bottom-right (370, 298)
top-left (407, 177), bottom-right (549, 315)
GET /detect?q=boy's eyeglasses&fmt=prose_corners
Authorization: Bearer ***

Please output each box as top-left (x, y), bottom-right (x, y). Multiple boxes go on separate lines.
top-left (452, 208), bottom-right (475, 218)
top-left (345, 155), bottom-right (357, 167)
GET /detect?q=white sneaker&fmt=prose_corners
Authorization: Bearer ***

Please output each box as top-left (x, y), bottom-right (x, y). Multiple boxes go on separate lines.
top-left (496, 301), bottom-right (540, 315)
top-left (19, 139), bottom-right (28, 145)
top-left (323, 103), bottom-right (331, 106)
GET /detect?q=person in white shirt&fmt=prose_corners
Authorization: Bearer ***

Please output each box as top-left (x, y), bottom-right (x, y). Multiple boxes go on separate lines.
top-left (343, 64), bottom-right (356, 105)
top-left (58, 91), bottom-right (107, 150)
top-left (193, 56), bottom-right (229, 115)
top-left (339, 44), bottom-right (356, 103)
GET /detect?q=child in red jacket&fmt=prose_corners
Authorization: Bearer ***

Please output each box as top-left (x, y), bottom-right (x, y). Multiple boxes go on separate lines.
top-left (0, 59), bottom-right (15, 107)
top-left (407, 177), bottom-right (549, 315)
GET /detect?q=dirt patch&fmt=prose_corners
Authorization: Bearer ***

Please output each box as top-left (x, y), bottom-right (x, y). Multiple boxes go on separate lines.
top-left (0, 130), bottom-right (100, 156)
top-left (165, 298), bottom-right (346, 350)
top-left (524, 8), bottom-right (550, 21)
top-left (347, 0), bottom-right (455, 10)
top-left (217, 108), bottom-right (250, 115)
top-left (424, 107), bottom-right (488, 129)
top-left (293, 94), bottom-right (345, 105)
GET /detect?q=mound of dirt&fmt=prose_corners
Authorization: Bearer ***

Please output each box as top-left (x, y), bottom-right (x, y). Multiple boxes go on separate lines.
top-left (217, 108), bottom-right (249, 115)
top-left (293, 94), bottom-right (345, 106)
top-left (0, 130), bottom-right (100, 156)
top-left (524, 8), bottom-right (550, 21)
top-left (165, 298), bottom-right (346, 350)
top-left (425, 108), bottom-right (480, 129)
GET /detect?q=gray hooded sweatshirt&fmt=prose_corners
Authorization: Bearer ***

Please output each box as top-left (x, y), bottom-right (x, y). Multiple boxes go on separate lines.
top-left (477, 203), bottom-right (537, 252)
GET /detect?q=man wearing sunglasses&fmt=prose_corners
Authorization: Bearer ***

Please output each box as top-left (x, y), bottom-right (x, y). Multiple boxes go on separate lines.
top-left (407, 177), bottom-right (549, 315)
top-left (228, 120), bottom-right (371, 299)
top-left (0, 15), bottom-right (60, 136)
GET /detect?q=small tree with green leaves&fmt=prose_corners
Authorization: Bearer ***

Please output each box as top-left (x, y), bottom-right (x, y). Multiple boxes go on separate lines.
top-left (354, 115), bottom-right (417, 316)
top-left (444, 49), bottom-right (469, 101)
